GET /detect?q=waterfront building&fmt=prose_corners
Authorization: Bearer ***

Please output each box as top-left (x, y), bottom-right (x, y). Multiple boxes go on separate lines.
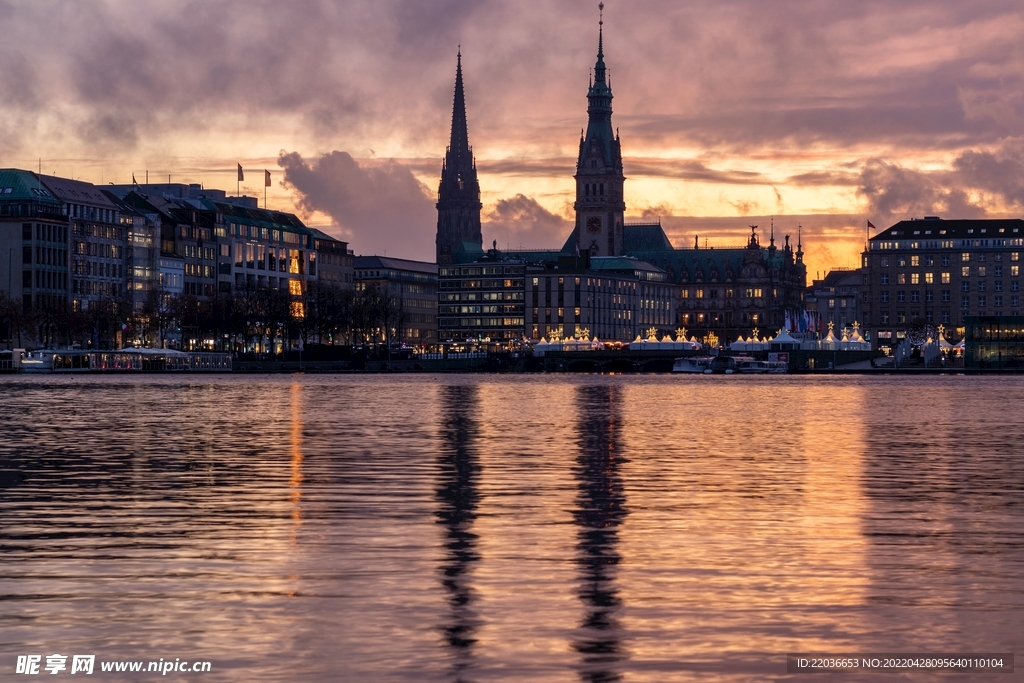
top-left (36, 175), bottom-right (128, 318)
top-left (862, 217), bottom-right (1024, 351)
top-left (435, 51), bottom-right (483, 267)
top-left (964, 315), bottom-right (1024, 368)
top-left (437, 245), bottom-right (525, 345)
top-left (0, 170), bottom-right (69, 324)
top-left (525, 254), bottom-right (673, 342)
top-left (355, 256), bottom-right (438, 346)
top-left (806, 268), bottom-right (863, 335)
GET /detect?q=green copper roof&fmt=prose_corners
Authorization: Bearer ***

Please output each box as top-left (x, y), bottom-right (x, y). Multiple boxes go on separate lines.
top-left (0, 169), bottom-right (63, 205)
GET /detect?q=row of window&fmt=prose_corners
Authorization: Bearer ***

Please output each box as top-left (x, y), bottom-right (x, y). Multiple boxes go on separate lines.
top-left (682, 287), bottom-right (766, 299)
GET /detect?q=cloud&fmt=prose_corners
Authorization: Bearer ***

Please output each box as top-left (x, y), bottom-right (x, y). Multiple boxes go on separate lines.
top-left (857, 158), bottom-right (986, 223)
top-left (483, 194), bottom-right (571, 250)
top-left (952, 138), bottom-right (1024, 209)
top-left (278, 150), bottom-right (436, 259)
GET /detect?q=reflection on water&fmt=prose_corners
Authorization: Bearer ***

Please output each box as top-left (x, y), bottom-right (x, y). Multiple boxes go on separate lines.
top-left (1, 374), bottom-right (1023, 682)
top-left (435, 385), bottom-right (482, 678)
top-left (573, 385), bottom-right (627, 682)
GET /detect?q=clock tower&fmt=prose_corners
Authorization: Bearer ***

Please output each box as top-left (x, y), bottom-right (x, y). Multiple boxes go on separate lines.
top-left (573, 3), bottom-right (625, 257)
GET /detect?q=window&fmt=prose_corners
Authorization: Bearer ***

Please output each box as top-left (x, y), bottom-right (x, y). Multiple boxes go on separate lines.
top-left (924, 255), bottom-right (934, 266)
top-left (911, 291), bottom-right (920, 303)
top-left (880, 291), bottom-right (889, 303)
top-left (880, 274), bottom-right (889, 285)
top-left (925, 273), bottom-right (934, 284)
top-left (897, 291), bottom-right (905, 302)
top-left (941, 272), bottom-right (950, 284)
top-left (897, 312), bottom-right (906, 323)
top-left (995, 296), bottom-right (1003, 307)
top-left (942, 310), bottom-right (950, 324)
top-left (695, 289), bottom-right (704, 298)
top-left (995, 281), bottom-right (1003, 292)
top-left (979, 281), bottom-right (987, 292)
top-left (1013, 296), bottom-right (1020, 307)
top-left (995, 265), bottom-right (1003, 277)
top-left (962, 252), bottom-right (970, 262)
top-left (898, 257), bottom-right (907, 267)
top-left (962, 281), bottom-right (970, 292)
top-left (1012, 252), bottom-right (1020, 262)
top-left (897, 273), bottom-right (906, 284)
top-left (962, 266), bottom-right (970, 277)
top-left (880, 257), bottom-right (889, 267)
top-left (911, 273), bottom-right (919, 284)
top-left (941, 254), bottom-right (950, 266)
top-left (881, 312), bottom-right (890, 324)
top-left (978, 266), bottom-right (986, 277)
top-left (925, 291), bottom-right (933, 303)
top-left (680, 288), bottom-right (689, 298)
top-left (754, 288), bottom-right (763, 298)
top-left (1012, 266), bottom-right (1020, 276)
top-left (979, 296), bottom-right (987, 307)
top-left (911, 255), bottom-right (920, 266)
top-left (1013, 281), bottom-right (1020, 292)
top-left (941, 290), bottom-right (950, 302)
top-left (828, 298), bottom-right (835, 309)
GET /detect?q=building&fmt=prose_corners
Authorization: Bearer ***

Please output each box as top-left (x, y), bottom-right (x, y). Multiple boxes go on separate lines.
top-left (435, 51), bottom-right (483, 267)
top-left (310, 228), bottom-right (354, 289)
top-left (862, 217), bottom-right (1023, 351)
top-left (525, 253), bottom-right (673, 342)
top-left (438, 246), bottom-right (526, 344)
top-left (806, 268), bottom-right (863, 334)
top-left (0, 169), bottom-right (69, 323)
top-left (37, 175), bottom-right (128, 318)
top-left (355, 256), bottom-right (438, 346)
top-left (964, 316), bottom-right (1024, 368)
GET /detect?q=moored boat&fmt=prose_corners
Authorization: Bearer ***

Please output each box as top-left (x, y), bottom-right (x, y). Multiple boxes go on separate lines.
top-left (672, 356), bottom-right (715, 373)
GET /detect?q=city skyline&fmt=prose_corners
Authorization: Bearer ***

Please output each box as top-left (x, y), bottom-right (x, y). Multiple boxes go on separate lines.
top-left (3, 1), bottom-right (1023, 274)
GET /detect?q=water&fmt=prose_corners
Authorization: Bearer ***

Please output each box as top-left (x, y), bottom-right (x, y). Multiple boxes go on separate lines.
top-left (1, 374), bottom-right (1022, 681)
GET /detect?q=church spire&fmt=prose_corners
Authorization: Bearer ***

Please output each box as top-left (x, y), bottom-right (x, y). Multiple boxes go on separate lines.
top-left (436, 50), bottom-right (482, 266)
top-left (449, 48), bottom-right (470, 159)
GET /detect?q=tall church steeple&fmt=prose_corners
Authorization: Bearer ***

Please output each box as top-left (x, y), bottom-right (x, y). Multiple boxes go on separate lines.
top-left (436, 50), bottom-right (482, 266)
top-left (573, 3), bottom-right (625, 257)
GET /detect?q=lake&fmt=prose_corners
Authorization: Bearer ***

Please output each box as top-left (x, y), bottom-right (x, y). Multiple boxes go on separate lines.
top-left (1, 374), bottom-right (1022, 681)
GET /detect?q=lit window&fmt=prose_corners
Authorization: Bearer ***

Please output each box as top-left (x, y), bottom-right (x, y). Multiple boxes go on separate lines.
top-left (962, 266), bottom-right (970, 277)
top-left (941, 272), bottom-right (950, 284)
top-left (911, 255), bottom-right (920, 266)
top-left (925, 272), bottom-right (934, 284)
top-left (911, 273), bottom-right (919, 285)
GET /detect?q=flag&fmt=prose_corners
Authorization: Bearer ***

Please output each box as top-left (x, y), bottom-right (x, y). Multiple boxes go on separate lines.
top-left (265, 169), bottom-right (271, 187)
top-left (237, 164), bottom-right (244, 181)
top-left (132, 173), bottom-right (137, 186)
top-left (867, 220), bottom-right (876, 229)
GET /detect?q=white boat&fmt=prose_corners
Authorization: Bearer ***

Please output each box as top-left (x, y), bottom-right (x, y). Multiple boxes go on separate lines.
top-left (672, 356), bottom-right (715, 373)
top-left (736, 358), bottom-right (770, 374)
top-left (767, 361), bottom-right (788, 374)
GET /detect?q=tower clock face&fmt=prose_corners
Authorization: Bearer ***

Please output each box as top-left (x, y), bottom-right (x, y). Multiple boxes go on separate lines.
top-left (586, 216), bottom-right (602, 233)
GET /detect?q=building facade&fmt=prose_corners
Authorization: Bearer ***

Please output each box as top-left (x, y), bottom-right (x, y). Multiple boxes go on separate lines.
top-left (355, 256), bottom-right (438, 346)
top-left (437, 248), bottom-right (526, 344)
top-left (0, 170), bottom-right (69, 323)
top-left (806, 268), bottom-right (863, 334)
top-left (862, 218), bottom-right (1023, 350)
top-left (525, 255), bottom-right (673, 342)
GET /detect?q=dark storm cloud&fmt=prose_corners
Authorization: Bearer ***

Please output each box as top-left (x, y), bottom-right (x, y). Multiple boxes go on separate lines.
top-left (856, 158), bottom-right (986, 222)
top-left (483, 194), bottom-right (571, 249)
top-left (279, 151), bottom-right (436, 259)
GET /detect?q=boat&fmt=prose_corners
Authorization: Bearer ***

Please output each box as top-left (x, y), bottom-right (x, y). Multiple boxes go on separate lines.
top-left (13, 348), bottom-right (232, 373)
top-left (736, 358), bottom-right (770, 374)
top-left (672, 356), bottom-right (715, 373)
top-left (767, 360), bottom-right (788, 374)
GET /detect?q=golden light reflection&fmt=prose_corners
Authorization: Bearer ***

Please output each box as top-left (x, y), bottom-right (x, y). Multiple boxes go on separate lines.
top-left (289, 382), bottom-right (304, 527)
top-left (615, 381), bottom-right (871, 661)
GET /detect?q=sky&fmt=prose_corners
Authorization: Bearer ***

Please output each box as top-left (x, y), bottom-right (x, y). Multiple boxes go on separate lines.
top-left (3, 0), bottom-right (1024, 277)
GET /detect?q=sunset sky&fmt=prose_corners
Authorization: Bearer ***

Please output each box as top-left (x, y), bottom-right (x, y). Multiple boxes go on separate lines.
top-left (3, 0), bottom-right (1023, 277)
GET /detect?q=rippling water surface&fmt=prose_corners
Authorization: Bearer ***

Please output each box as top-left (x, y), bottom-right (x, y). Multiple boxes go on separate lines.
top-left (1, 374), bottom-right (1023, 682)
